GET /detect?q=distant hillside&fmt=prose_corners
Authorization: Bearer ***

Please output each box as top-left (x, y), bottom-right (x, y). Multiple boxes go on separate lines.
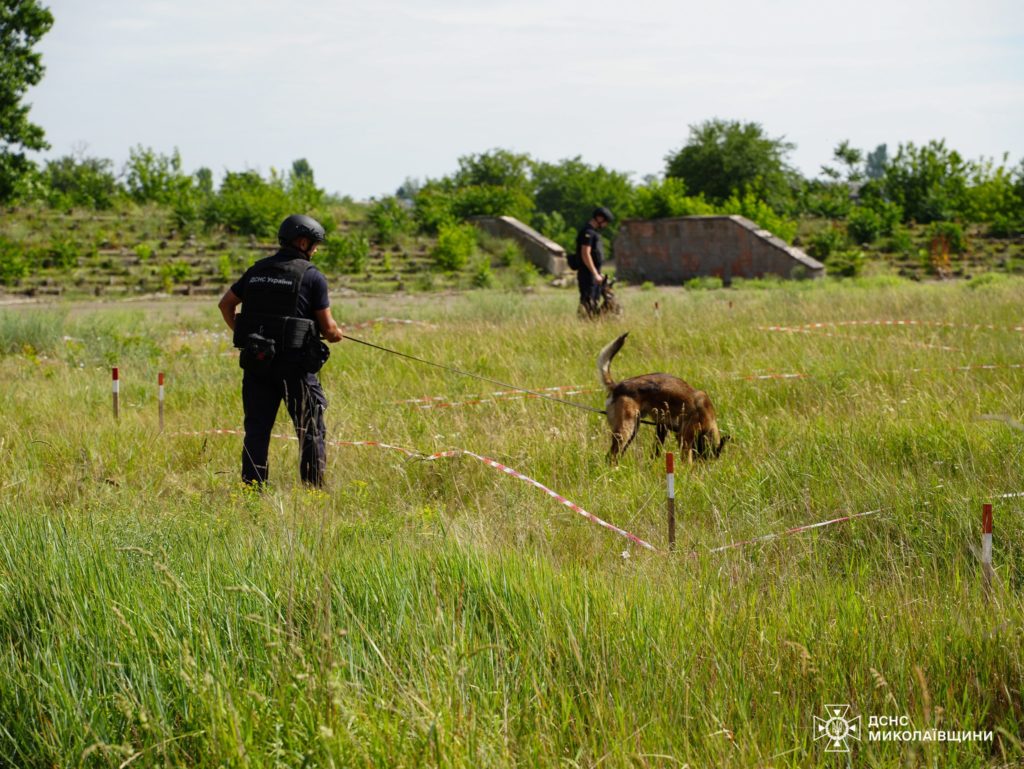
top-left (0, 203), bottom-right (547, 300)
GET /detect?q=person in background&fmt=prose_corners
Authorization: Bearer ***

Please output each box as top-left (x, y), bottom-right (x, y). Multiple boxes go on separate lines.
top-left (575, 206), bottom-right (613, 315)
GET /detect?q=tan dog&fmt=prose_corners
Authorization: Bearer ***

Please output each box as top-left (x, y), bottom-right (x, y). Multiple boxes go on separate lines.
top-left (598, 332), bottom-right (729, 462)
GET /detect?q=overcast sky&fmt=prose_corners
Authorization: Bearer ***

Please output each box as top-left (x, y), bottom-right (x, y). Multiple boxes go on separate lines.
top-left (27, 0), bottom-right (1024, 199)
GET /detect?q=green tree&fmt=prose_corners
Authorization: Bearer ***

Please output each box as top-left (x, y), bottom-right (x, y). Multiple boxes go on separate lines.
top-left (630, 177), bottom-right (716, 220)
top-left (411, 150), bottom-right (537, 233)
top-left (124, 145), bottom-right (192, 204)
top-left (0, 0), bottom-right (54, 201)
top-left (532, 156), bottom-right (634, 233)
top-left (42, 149), bottom-right (119, 209)
top-left (821, 140), bottom-right (864, 183)
top-left (883, 140), bottom-right (971, 223)
top-left (291, 158), bottom-right (314, 184)
top-left (664, 119), bottom-right (796, 209)
top-left (865, 144), bottom-right (888, 180)
top-left (202, 170), bottom-right (293, 237)
top-left (453, 148), bottom-right (533, 192)
top-left (366, 196), bottom-right (413, 244)
top-left (194, 167), bottom-right (213, 194)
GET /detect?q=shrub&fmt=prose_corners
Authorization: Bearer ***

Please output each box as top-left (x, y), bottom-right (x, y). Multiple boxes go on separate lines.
top-left (531, 211), bottom-right (575, 254)
top-left (966, 272), bottom-right (1008, 289)
top-left (0, 237), bottom-right (28, 285)
top-left (46, 238), bottom-right (79, 269)
top-left (366, 196), bottom-right (412, 244)
top-left (202, 171), bottom-right (292, 237)
top-left (988, 215), bottom-right (1023, 238)
top-left (450, 185), bottom-right (534, 223)
top-left (846, 206), bottom-right (882, 244)
top-left (866, 198), bottom-right (903, 237)
top-left (42, 153), bottom-right (119, 209)
top-left (216, 253), bottom-right (233, 283)
top-left (322, 232), bottom-right (370, 274)
top-left (965, 157), bottom-right (1022, 221)
top-left (926, 221), bottom-right (966, 255)
top-left (511, 259), bottom-right (539, 288)
top-left (720, 191), bottom-right (798, 243)
top-left (134, 242), bottom-right (154, 261)
top-left (160, 261), bottom-right (193, 290)
top-left (201, 169), bottom-right (331, 239)
top-left (798, 179), bottom-right (852, 219)
top-left (412, 187), bottom-right (457, 234)
top-left (124, 146), bottom-right (193, 205)
top-left (431, 224), bottom-right (476, 271)
top-left (882, 226), bottom-right (915, 256)
top-left (883, 140), bottom-right (970, 223)
top-left (471, 256), bottom-right (493, 288)
top-left (806, 226), bottom-right (847, 260)
top-left (630, 178), bottom-right (717, 220)
top-left (685, 276), bottom-right (724, 290)
top-left (414, 270), bottom-right (436, 291)
top-left (843, 204), bottom-right (884, 243)
top-left (498, 240), bottom-right (523, 267)
top-left (827, 248), bottom-right (865, 277)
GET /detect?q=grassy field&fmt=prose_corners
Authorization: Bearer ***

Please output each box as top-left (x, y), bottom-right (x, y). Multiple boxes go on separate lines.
top-left (1, 277), bottom-right (1024, 767)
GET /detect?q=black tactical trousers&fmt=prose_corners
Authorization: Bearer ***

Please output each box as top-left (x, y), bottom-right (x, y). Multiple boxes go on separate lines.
top-left (577, 269), bottom-right (603, 309)
top-left (241, 369), bottom-right (327, 486)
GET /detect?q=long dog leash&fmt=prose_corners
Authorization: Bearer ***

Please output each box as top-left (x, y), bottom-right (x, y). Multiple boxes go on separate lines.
top-left (343, 334), bottom-right (609, 416)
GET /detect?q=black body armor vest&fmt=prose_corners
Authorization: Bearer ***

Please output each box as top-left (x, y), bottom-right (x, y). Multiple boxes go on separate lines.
top-left (233, 257), bottom-right (317, 350)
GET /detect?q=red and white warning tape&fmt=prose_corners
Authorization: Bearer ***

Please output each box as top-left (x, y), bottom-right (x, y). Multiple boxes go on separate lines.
top-left (401, 385), bottom-right (596, 410)
top-left (342, 317), bottom-right (436, 332)
top-left (394, 360), bottom-right (1024, 412)
top-left (767, 320), bottom-right (1024, 333)
top-left (740, 372), bottom-right (808, 381)
top-left (761, 326), bottom-right (959, 352)
top-left (416, 448), bottom-right (657, 551)
top-left (170, 429), bottom-right (883, 554)
top-left (708, 509), bottom-right (881, 553)
top-left (169, 428), bottom-right (656, 551)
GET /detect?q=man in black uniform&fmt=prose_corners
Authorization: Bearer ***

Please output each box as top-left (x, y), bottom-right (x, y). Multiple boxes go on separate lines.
top-left (217, 214), bottom-right (344, 487)
top-left (574, 206), bottom-right (613, 315)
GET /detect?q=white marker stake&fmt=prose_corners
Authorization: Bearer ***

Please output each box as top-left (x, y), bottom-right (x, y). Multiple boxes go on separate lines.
top-left (158, 372), bottom-right (165, 430)
top-left (667, 452), bottom-right (675, 550)
top-left (112, 367), bottom-right (119, 421)
top-left (982, 503), bottom-right (994, 590)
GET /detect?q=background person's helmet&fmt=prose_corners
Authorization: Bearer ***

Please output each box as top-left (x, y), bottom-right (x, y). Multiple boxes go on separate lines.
top-left (278, 214), bottom-right (326, 246)
top-left (593, 206), bottom-right (614, 223)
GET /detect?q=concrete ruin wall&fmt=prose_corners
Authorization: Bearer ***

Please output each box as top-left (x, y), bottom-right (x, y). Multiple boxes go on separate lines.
top-left (470, 215), bottom-right (568, 275)
top-left (614, 215), bottom-right (824, 284)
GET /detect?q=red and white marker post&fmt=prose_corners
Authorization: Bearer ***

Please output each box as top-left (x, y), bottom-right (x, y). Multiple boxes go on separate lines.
top-left (982, 503), bottom-right (994, 590)
top-left (158, 372), bottom-right (165, 430)
top-left (666, 452), bottom-right (676, 550)
top-left (112, 367), bottom-right (120, 421)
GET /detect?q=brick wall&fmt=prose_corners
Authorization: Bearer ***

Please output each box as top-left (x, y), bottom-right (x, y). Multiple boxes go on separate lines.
top-left (614, 215), bottom-right (824, 284)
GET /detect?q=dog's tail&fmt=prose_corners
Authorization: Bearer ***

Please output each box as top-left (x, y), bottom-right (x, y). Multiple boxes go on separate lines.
top-left (597, 332), bottom-right (628, 391)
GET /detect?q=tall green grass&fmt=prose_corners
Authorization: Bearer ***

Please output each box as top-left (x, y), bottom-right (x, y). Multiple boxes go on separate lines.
top-left (1, 279), bottom-right (1023, 766)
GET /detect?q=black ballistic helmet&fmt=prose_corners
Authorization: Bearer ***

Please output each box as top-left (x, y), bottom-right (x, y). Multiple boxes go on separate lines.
top-left (593, 206), bottom-right (614, 223)
top-left (278, 214), bottom-right (326, 246)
